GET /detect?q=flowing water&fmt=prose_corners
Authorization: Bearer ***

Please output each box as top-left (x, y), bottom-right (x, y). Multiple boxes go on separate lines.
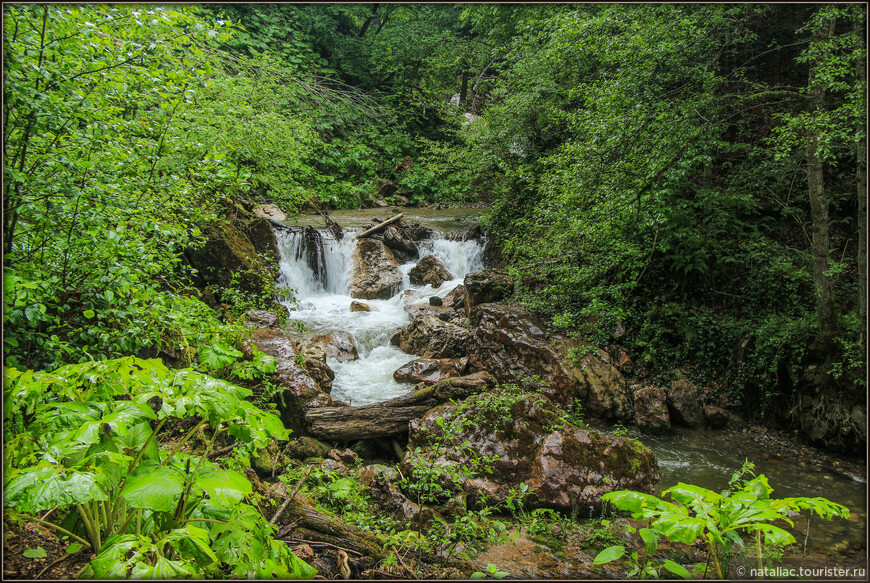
top-left (272, 210), bottom-right (865, 558)
top-left (274, 213), bottom-right (484, 406)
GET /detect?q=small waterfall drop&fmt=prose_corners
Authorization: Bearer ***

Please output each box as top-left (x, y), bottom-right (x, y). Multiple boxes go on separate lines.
top-left (275, 226), bottom-right (485, 405)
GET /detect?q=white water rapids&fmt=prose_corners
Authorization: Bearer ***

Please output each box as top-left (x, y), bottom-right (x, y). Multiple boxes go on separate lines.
top-left (275, 229), bottom-right (484, 405)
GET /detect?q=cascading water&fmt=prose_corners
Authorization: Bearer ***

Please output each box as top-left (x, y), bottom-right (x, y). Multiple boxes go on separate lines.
top-left (274, 227), bottom-right (484, 405)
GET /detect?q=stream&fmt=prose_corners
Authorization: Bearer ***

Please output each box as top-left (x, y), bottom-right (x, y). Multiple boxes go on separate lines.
top-left (273, 208), bottom-right (866, 562)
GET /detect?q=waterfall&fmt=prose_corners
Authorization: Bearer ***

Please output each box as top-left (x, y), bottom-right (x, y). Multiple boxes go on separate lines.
top-left (274, 226), bottom-right (484, 405)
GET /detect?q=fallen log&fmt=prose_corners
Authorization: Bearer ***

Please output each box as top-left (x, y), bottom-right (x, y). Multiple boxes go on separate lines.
top-left (304, 403), bottom-right (435, 441)
top-left (355, 213), bottom-right (404, 239)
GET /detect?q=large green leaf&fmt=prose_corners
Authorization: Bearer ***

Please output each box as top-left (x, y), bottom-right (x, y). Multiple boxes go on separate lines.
top-left (592, 545), bottom-right (625, 565)
top-left (121, 463), bottom-right (185, 512)
top-left (198, 342), bottom-right (243, 372)
top-left (195, 468), bottom-right (252, 507)
top-left (4, 465), bottom-right (107, 513)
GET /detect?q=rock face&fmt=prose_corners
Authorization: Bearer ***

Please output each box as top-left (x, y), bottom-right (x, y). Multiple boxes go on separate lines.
top-left (351, 238), bottom-right (402, 300)
top-left (253, 203), bottom-right (287, 222)
top-left (299, 343), bottom-right (335, 393)
top-left (393, 358), bottom-right (465, 385)
top-left (184, 219), bottom-right (279, 298)
top-left (397, 315), bottom-right (471, 359)
top-left (464, 269), bottom-right (513, 315)
top-left (358, 464), bottom-right (438, 528)
top-left (243, 309), bottom-right (282, 329)
top-left (247, 329), bottom-right (333, 434)
top-left (667, 379), bottom-right (705, 428)
top-left (469, 304), bottom-right (633, 422)
top-left (350, 301), bottom-right (371, 313)
top-left (307, 332), bottom-right (359, 362)
top-left (430, 371), bottom-right (496, 401)
top-left (383, 226), bottom-right (418, 262)
top-left (703, 405), bottom-right (729, 429)
top-left (409, 254), bottom-right (453, 287)
top-left (402, 394), bottom-right (659, 514)
top-left (632, 386), bottom-right (670, 434)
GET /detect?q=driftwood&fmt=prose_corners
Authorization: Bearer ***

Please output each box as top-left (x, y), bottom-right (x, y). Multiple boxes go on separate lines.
top-left (264, 217), bottom-right (302, 231)
top-left (304, 403), bottom-right (436, 441)
top-left (281, 498), bottom-right (385, 559)
top-left (355, 213), bottom-right (404, 239)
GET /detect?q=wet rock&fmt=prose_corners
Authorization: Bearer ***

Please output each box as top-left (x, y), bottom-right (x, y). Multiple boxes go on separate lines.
top-left (328, 448), bottom-right (360, 466)
top-left (393, 358), bottom-right (465, 385)
top-left (285, 436), bottom-right (333, 460)
top-left (409, 254), bottom-right (454, 287)
top-left (667, 379), bottom-right (705, 428)
top-left (246, 217), bottom-right (281, 263)
top-left (299, 343), bottom-right (335, 393)
top-left (253, 203), bottom-right (287, 222)
top-left (703, 405), bottom-right (730, 429)
top-left (429, 295), bottom-right (443, 306)
top-left (463, 224), bottom-right (484, 241)
top-left (442, 285), bottom-right (464, 308)
top-left (633, 386), bottom-right (670, 434)
top-left (320, 458), bottom-right (350, 477)
top-left (383, 225), bottom-right (418, 262)
top-left (308, 331), bottom-right (359, 362)
top-left (243, 309), bottom-right (282, 329)
top-left (464, 269), bottom-right (515, 316)
top-left (392, 195), bottom-right (409, 206)
top-left (351, 238), bottom-right (402, 300)
top-left (397, 315), bottom-right (471, 359)
top-left (403, 303), bottom-right (454, 321)
top-left (610, 346), bottom-right (635, 376)
top-left (431, 371), bottom-right (496, 401)
top-left (378, 179), bottom-right (399, 200)
top-left (358, 464), bottom-right (439, 528)
top-left (402, 394), bottom-right (659, 514)
top-left (350, 301), bottom-right (371, 313)
top-left (184, 219), bottom-right (278, 298)
top-left (247, 329), bottom-right (333, 434)
top-left (469, 303), bottom-right (633, 422)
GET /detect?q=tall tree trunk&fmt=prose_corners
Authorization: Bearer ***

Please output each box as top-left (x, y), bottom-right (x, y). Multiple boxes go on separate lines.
top-left (807, 14), bottom-right (837, 349)
top-left (459, 71), bottom-right (470, 108)
top-left (854, 11), bottom-right (867, 338)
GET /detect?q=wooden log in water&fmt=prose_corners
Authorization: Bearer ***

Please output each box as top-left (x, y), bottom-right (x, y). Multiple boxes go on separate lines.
top-left (304, 402), bottom-right (435, 441)
top-left (355, 213), bottom-right (404, 239)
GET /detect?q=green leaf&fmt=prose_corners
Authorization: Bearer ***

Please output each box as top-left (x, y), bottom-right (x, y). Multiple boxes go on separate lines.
top-left (121, 463), bottom-right (184, 512)
top-left (662, 559), bottom-right (693, 580)
top-left (23, 547), bottom-right (47, 559)
top-left (83, 310), bottom-right (95, 319)
top-left (5, 465), bottom-right (107, 513)
top-left (195, 468), bottom-right (252, 506)
top-left (66, 543), bottom-right (83, 554)
top-left (470, 572), bottom-right (487, 580)
top-left (592, 545), bottom-right (625, 565)
top-left (198, 342), bottom-right (243, 372)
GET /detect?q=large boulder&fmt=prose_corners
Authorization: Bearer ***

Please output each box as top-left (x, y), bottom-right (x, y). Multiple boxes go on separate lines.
top-left (393, 358), bottom-right (465, 385)
top-left (307, 331), bottom-right (360, 363)
top-left (397, 315), bottom-right (471, 359)
top-left (469, 303), bottom-right (633, 422)
top-left (358, 464), bottom-right (438, 528)
top-left (632, 386), bottom-right (670, 434)
top-left (253, 203), bottom-right (287, 222)
top-left (667, 379), bottom-right (705, 428)
top-left (247, 329), bottom-right (333, 434)
top-left (350, 238), bottom-right (402, 300)
top-left (401, 393), bottom-right (659, 514)
top-left (246, 217), bottom-right (281, 262)
top-left (409, 255), bottom-right (453, 287)
top-left (184, 219), bottom-right (278, 298)
top-left (383, 226), bottom-right (418, 262)
top-left (299, 343), bottom-right (335, 394)
top-left (431, 371), bottom-right (496, 401)
top-left (464, 269), bottom-right (513, 315)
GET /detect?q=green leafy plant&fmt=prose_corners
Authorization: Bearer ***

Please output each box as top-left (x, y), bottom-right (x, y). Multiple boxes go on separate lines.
top-left (595, 463), bottom-right (849, 579)
top-left (3, 357), bottom-right (315, 579)
top-left (470, 563), bottom-right (510, 579)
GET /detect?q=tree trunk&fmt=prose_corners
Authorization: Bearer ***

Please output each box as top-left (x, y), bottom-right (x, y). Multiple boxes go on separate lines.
top-left (355, 212), bottom-right (404, 239)
top-left (459, 71), bottom-right (469, 108)
top-left (303, 403), bottom-right (435, 441)
top-left (807, 14), bottom-right (837, 348)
